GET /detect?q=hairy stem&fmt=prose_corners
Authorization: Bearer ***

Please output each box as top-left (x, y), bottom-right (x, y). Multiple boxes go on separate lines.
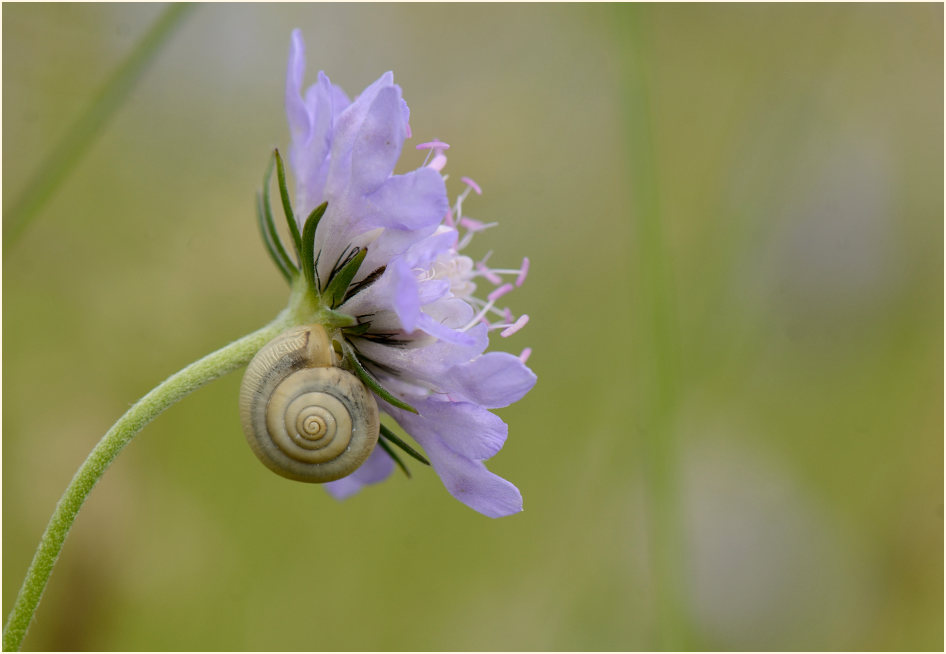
top-left (2, 314), bottom-right (291, 651)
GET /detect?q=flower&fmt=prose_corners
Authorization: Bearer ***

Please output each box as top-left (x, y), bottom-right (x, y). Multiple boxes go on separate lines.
top-left (272, 29), bottom-right (535, 518)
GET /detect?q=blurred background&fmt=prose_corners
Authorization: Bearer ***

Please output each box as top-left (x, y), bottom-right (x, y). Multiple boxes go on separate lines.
top-left (3, 3), bottom-right (942, 650)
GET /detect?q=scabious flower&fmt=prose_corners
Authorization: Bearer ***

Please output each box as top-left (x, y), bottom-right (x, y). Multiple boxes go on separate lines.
top-left (265, 29), bottom-right (535, 518)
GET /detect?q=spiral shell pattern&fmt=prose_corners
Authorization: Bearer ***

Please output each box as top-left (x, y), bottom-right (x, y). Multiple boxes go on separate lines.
top-left (239, 324), bottom-right (380, 483)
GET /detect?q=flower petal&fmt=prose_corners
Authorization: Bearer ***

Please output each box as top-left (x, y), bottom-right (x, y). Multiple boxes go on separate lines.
top-left (391, 259), bottom-right (422, 332)
top-left (323, 445), bottom-right (395, 500)
top-left (362, 167), bottom-right (448, 231)
top-left (285, 30), bottom-right (309, 143)
top-left (351, 86), bottom-right (407, 197)
top-left (352, 322), bottom-right (488, 383)
top-left (326, 71), bottom-right (395, 195)
top-left (291, 71), bottom-right (347, 216)
top-left (412, 397), bottom-right (509, 460)
top-left (415, 312), bottom-right (478, 346)
top-left (391, 411), bottom-right (521, 518)
top-left (448, 352), bottom-right (537, 409)
top-left (353, 223), bottom-right (440, 285)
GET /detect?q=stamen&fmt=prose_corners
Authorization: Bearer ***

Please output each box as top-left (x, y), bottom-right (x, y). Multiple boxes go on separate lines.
top-left (463, 297), bottom-right (500, 332)
top-left (476, 262), bottom-right (502, 285)
top-left (518, 347), bottom-right (532, 364)
top-left (459, 217), bottom-right (480, 231)
top-left (461, 176), bottom-right (482, 195)
top-left (416, 140), bottom-right (450, 151)
top-left (428, 153), bottom-right (447, 172)
top-left (500, 314), bottom-right (529, 337)
top-left (406, 123), bottom-right (412, 139)
top-left (487, 283), bottom-right (514, 302)
top-left (444, 208), bottom-right (455, 228)
top-left (467, 296), bottom-right (512, 323)
top-left (516, 257), bottom-right (530, 286)
top-left (457, 231), bottom-right (474, 251)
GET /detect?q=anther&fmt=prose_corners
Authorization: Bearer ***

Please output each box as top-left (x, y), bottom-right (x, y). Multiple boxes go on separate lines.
top-left (516, 257), bottom-right (530, 287)
top-left (428, 153), bottom-right (447, 172)
top-left (461, 176), bottom-right (482, 195)
top-left (487, 283), bottom-right (514, 302)
top-left (500, 314), bottom-right (529, 338)
top-left (476, 262), bottom-right (502, 285)
top-left (416, 140), bottom-right (451, 151)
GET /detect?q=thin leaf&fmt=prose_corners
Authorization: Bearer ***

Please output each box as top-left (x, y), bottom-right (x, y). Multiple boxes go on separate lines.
top-left (273, 148), bottom-right (302, 259)
top-left (380, 423), bottom-right (430, 466)
top-left (344, 347), bottom-right (418, 414)
top-left (325, 248), bottom-right (367, 308)
top-left (318, 307), bottom-right (358, 328)
top-left (300, 202), bottom-right (327, 296)
top-left (343, 322), bottom-right (373, 336)
top-left (256, 191), bottom-right (293, 283)
top-left (377, 437), bottom-right (411, 478)
top-left (261, 154), bottom-right (297, 277)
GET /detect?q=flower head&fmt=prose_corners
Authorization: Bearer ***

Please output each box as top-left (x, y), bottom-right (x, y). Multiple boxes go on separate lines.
top-left (256, 29), bottom-right (535, 517)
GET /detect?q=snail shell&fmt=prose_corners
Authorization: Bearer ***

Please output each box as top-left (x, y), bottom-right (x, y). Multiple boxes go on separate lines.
top-left (239, 324), bottom-right (380, 483)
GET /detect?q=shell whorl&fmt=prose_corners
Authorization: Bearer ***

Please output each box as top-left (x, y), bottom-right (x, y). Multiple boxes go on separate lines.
top-left (239, 324), bottom-right (380, 483)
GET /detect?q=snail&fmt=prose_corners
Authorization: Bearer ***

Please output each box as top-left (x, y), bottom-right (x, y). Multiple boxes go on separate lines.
top-left (239, 324), bottom-right (380, 483)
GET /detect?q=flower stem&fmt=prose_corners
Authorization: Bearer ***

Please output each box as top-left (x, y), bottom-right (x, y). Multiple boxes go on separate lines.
top-left (3, 3), bottom-right (194, 252)
top-left (1, 314), bottom-right (291, 651)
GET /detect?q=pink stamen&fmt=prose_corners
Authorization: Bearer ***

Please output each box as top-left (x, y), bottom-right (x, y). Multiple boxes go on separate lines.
top-left (460, 217), bottom-right (487, 232)
top-left (416, 140), bottom-right (450, 151)
top-left (503, 307), bottom-right (513, 322)
top-left (487, 283), bottom-right (514, 302)
top-left (444, 208), bottom-right (455, 227)
top-left (501, 314), bottom-right (530, 338)
top-left (516, 257), bottom-right (530, 287)
top-left (428, 153), bottom-right (447, 172)
top-left (461, 176), bottom-right (482, 195)
top-left (406, 123), bottom-right (412, 139)
top-left (476, 262), bottom-right (502, 285)
top-left (518, 348), bottom-right (532, 364)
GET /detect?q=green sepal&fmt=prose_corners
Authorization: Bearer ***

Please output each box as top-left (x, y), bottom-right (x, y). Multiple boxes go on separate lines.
top-left (380, 423), bottom-right (430, 466)
top-left (273, 148), bottom-right (303, 261)
top-left (324, 248), bottom-right (367, 308)
top-left (317, 307), bottom-right (358, 328)
top-left (343, 322), bottom-right (373, 336)
top-left (343, 345), bottom-right (419, 414)
top-left (377, 437), bottom-right (411, 478)
top-left (260, 156), bottom-right (297, 280)
top-left (300, 202), bottom-right (327, 297)
top-left (256, 191), bottom-right (294, 283)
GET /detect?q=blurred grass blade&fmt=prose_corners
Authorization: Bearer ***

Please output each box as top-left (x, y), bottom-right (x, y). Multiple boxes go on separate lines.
top-left (618, 4), bottom-right (689, 649)
top-left (3, 3), bottom-right (194, 252)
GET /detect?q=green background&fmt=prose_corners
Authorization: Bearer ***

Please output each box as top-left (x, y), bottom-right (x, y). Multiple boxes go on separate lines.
top-left (3, 3), bottom-right (942, 650)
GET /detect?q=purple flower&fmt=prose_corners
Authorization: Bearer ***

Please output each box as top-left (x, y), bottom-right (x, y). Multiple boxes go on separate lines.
top-left (279, 29), bottom-right (535, 517)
